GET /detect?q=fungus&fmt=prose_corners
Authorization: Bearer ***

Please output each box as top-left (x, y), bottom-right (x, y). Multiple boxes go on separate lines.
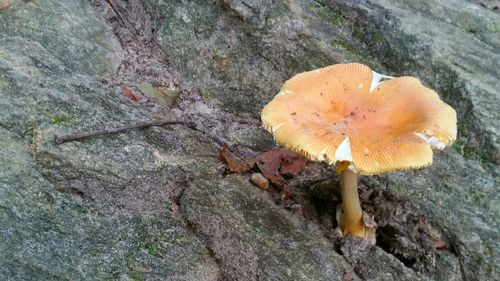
top-left (261, 63), bottom-right (456, 241)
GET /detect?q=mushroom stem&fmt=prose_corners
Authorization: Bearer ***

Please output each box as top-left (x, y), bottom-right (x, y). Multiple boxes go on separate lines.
top-left (340, 169), bottom-right (365, 237)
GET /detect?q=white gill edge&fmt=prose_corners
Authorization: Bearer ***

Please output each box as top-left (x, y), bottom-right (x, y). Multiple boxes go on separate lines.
top-left (271, 123), bottom-right (284, 133)
top-left (415, 133), bottom-right (446, 150)
top-left (275, 90), bottom-right (294, 97)
top-left (370, 71), bottom-right (394, 93)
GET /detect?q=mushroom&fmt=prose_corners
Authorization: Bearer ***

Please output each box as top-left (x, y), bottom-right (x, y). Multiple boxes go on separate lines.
top-left (261, 63), bottom-right (456, 240)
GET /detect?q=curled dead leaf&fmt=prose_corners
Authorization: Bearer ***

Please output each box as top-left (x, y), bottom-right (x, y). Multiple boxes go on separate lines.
top-left (417, 219), bottom-right (448, 250)
top-left (218, 147), bottom-right (307, 186)
top-left (255, 148), bottom-right (307, 185)
top-left (219, 146), bottom-right (255, 173)
top-left (433, 240), bottom-right (448, 250)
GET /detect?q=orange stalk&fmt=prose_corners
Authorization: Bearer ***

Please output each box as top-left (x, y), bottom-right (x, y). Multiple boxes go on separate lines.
top-left (339, 169), bottom-right (365, 237)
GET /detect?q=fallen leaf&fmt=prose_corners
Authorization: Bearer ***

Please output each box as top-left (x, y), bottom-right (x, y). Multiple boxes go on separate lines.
top-left (157, 86), bottom-right (181, 105)
top-left (433, 240), bottom-right (448, 250)
top-left (255, 148), bottom-right (307, 185)
top-left (218, 147), bottom-right (307, 186)
top-left (219, 146), bottom-right (255, 173)
top-left (136, 83), bottom-right (181, 107)
top-left (122, 86), bottom-right (141, 101)
top-left (417, 220), bottom-right (448, 250)
top-left (428, 225), bottom-right (448, 250)
top-left (279, 151), bottom-right (308, 176)
top-left (137, 83), bottom-right (157, 99)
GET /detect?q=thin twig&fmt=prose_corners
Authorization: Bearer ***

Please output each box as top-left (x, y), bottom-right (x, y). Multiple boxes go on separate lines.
top-left (55, 119), bottom-right (192, 144)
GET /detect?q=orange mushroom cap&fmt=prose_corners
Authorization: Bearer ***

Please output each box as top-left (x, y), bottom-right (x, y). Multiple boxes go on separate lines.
top-left (261, 63), bottom-right (457, 175)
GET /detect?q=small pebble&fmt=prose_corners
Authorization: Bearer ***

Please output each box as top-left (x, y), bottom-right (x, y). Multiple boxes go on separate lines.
top-left (250, 173), bottom-right (269, 189)
top-left (170, 202), bottom-right (179, 215)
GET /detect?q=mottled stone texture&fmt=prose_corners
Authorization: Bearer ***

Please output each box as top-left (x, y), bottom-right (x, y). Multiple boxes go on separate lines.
top-left (0, 0), bottom-right (498, 280)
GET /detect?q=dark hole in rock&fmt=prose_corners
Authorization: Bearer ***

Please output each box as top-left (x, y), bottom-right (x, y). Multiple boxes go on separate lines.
top-left (376, 224), bottom-right (418, 268)
top-left (360, 186), bottom-right (439, 272)
top-left (283, 171), bottom-right (449, 274)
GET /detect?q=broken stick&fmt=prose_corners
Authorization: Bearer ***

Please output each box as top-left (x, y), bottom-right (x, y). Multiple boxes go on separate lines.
top-left (54, 119), bottom-right (193, 145)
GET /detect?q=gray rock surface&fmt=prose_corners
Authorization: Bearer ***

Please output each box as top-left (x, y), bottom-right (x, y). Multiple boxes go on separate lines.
top-left (0, 0), bottom-right (498, 280)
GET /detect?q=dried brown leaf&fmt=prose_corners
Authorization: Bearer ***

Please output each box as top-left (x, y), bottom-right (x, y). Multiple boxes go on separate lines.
top-left (280, 151), bottom-right (308, 176)
top-left (255, 148), bottom-right (307, 185)
top-left (122, 86), bottom-right (141, 101)
top-left (433, 240), bottom-right (448, 250)
top-left (219, 146), bottom-right (255, 173)
top-left (218, 147), bottom-right (307, 185)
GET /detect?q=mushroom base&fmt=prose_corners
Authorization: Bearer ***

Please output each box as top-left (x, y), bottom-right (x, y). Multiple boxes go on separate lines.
top-left (338, 169), bottom-right (372, 239)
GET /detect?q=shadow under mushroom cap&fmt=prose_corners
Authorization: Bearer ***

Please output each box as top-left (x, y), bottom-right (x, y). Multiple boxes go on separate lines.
top-left (261, 63), bottom-right (457, 175)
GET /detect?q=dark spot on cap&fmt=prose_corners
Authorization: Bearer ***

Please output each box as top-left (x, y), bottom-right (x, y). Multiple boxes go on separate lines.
top-left (291, 112), bottom-right (296, 116)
